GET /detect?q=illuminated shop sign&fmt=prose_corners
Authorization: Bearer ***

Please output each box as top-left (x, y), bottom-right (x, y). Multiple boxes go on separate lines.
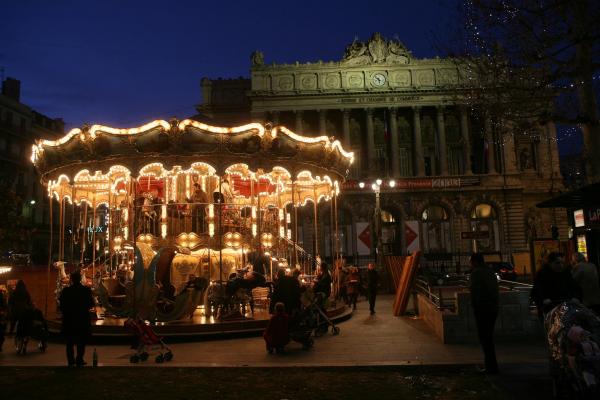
top-left (574, 209), bottom-right (585, 228)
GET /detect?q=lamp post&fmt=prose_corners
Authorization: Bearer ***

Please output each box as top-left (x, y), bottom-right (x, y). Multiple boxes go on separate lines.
top-left (371, 182), bottom-right (382, 267)
top-left (359, 180), bottom-right (383, 266)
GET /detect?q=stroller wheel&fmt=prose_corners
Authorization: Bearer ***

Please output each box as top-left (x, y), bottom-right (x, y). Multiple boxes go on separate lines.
top-left (155, 354), bottom-right (164, 363)
top-left (302, 338), bottom-right (314, 350)
top-left (130, 355), bottom-right (140, 363)
top-left (332, 326), bottom-right (340, 335)
top-left (164, 351), bottom-right (173, 362)
top-left (140, 352), bottom-right (149, 362)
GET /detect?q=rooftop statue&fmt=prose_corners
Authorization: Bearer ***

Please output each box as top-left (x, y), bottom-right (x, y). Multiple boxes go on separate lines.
top-left (342, 33), bottom-right (411, 65)
top-left (251, 50), bottom-right (264, 66)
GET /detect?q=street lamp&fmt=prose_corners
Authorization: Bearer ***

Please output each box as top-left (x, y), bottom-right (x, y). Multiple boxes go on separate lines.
top-left (371, 181), bottom-right (382, 267)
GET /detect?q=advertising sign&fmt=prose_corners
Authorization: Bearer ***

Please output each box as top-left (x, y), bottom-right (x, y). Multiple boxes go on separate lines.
top-left (574, 209), bottom-right (585, 228)
top-left (356, 222), bottom-right (371, 255)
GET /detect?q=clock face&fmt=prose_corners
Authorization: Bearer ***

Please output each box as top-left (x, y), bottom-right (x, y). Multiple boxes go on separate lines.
top-left (372, 73), bottom-right (386, 87)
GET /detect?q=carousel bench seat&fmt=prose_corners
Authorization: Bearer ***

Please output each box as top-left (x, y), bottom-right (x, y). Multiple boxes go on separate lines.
top-left (252, 287), bottom-right (270, 309)
top-left (102, 278), bottom-right (127, 307)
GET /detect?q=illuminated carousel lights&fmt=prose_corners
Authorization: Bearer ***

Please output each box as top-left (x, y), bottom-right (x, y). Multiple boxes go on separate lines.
top-left (178, 119), bottom-right (266, 137)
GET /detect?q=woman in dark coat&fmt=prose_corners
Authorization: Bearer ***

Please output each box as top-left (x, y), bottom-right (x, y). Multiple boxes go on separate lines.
top-left (8, 280), bottom-right (32, 335)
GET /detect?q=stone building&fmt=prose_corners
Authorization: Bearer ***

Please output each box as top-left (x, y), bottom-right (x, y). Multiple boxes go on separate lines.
top-left (196, 34), bottom-right (567, 267)
top-left (0, 77), bottom-right (63, 261)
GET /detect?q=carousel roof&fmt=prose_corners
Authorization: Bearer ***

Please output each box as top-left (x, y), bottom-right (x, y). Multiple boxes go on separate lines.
top-left (31, 118), bottom-right (354, 182)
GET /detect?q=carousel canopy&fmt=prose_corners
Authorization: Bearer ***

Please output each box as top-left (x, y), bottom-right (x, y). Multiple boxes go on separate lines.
top-left (31, 119), bottom-right (354, 183)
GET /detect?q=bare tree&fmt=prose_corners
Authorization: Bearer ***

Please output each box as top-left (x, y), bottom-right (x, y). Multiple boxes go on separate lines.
top-left (445, 0), bottom-right (600, 181)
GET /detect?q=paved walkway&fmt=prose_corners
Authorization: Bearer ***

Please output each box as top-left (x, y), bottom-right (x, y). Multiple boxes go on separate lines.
top-left (0, 295), bottom-right (548, 367)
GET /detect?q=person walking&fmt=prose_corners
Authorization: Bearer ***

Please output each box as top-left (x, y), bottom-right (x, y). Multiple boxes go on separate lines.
top-left (346, 267), bottom-right (361, 310)
top-left (469, 253), bottom-right (499, 374)
top-left (367, 263), bottom-right (379, 315)
top-left (571, 252), bottom-right (600, 315)
top-left (59, 270), bottom-right (95, 367)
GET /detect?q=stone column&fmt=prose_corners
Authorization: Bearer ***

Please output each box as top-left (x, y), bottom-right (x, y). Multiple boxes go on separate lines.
top-left (460, 107), bottom-right (472, 175)
top-left (485, 117), bottom-right (497, 174)
top-left (503, 127), bottom-right (518, 174)
top-left (272, 111), bottom-right (280, 125)
top-left (295, 110), bottom-right (303, 134)
top-left (413, 107), bottom-right (425, 177)
top-left (436, 106), bottom-right (448, 175)
top-left (389, 108), bottom-right (400, 177)
top-left (318, 109), bottom-right (327, 135)
top-left (342, 109), bottom-right (351, 147)
top-left (545, 122), bottom-right (561, 178)
top-left (366, 109), bottom-right (376, 174)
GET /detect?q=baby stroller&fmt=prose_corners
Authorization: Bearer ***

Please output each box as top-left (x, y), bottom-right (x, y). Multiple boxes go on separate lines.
top-left (545, 301), bottom-right (600, 399)
top-left (125, 317), bottom-right (173, 363)
top-left (290, 290), bottom-right (340, 349)
top-left (15, 307), bottom-right (48, 355)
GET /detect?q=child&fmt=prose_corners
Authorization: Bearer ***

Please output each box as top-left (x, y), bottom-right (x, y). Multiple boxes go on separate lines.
top-left (263, 302), bottom-right (289, 354)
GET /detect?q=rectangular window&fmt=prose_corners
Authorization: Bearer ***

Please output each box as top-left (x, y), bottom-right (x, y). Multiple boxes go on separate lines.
top-left (20, 117), bottom-right (26, 133)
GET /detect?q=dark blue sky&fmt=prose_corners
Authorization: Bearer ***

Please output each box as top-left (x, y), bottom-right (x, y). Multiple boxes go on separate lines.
top-left (1, 0), bottom-right (580, 154)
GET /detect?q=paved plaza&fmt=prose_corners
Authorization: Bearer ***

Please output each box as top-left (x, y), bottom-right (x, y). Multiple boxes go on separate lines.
top-left (0, 295), bottom-right (547, 368)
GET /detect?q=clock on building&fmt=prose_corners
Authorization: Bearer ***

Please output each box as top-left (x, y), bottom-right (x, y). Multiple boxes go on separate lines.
top-left (372, 73), bottom-right (387, 87)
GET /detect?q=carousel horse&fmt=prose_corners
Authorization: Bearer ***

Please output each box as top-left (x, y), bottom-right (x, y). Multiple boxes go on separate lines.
top-left (53, 261), bottom-right (70, 309)
top-left (207, 269), bottom-right (269, 319)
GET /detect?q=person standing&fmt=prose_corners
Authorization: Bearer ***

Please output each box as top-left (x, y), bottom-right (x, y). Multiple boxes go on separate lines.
top-left (346, 267), bottom-right (361, 311)
top-left (571, 252), bottom-right (600, 315)
top-left (8, 280), bottom-right (32, 335)
top-left (531, 252), bottom-right (580, 317)
top-left (469, 253), bottom-right (499, 374)
top-left (367, 263), bottom-right (379, 315)
top-left (59, 270), bottom-right (95, 367)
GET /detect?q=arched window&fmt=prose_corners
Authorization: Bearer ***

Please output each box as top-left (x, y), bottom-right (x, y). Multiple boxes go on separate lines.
top-left (470, 203), bottom-right (500, 252)
top-left (421, 205), bottom-right (452, 253)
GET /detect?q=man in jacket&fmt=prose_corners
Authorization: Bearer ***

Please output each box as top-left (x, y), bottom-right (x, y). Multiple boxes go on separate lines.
top-left (469, 253), bottom-right (499, 374)
top-left (532, 252), bottom-right (580, 317)
top-left (571, 252), bottom-right (600, 315)
top-left (59, 270), bottom-right (95, 367)
top-left (367, 263), bottom-right (379, 315)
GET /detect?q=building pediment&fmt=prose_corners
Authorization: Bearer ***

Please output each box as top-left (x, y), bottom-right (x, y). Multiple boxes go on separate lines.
top-left (250, 33), bottom-right (463, 95)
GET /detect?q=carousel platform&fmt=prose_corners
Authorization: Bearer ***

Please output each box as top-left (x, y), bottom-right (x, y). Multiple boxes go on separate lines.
top-left (45, 302), bottom-right (352, 338)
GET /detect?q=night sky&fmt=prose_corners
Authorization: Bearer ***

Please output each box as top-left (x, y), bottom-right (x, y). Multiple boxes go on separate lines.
top-left (1, 0), bottom-right (581, 154)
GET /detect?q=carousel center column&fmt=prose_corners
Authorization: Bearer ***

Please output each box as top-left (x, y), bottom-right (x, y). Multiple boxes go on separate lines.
top-left (413, 106), bottom-right (425, 177)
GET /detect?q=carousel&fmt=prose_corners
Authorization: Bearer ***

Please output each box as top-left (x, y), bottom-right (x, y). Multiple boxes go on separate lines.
top-left (31, 118), bottom-right (353, 333)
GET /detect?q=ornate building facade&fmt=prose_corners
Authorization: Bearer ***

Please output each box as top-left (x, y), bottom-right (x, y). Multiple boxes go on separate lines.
top-left (0, 77), bottom-right (64, 261)
top-left (197, 34), bottom-right (567, 266)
